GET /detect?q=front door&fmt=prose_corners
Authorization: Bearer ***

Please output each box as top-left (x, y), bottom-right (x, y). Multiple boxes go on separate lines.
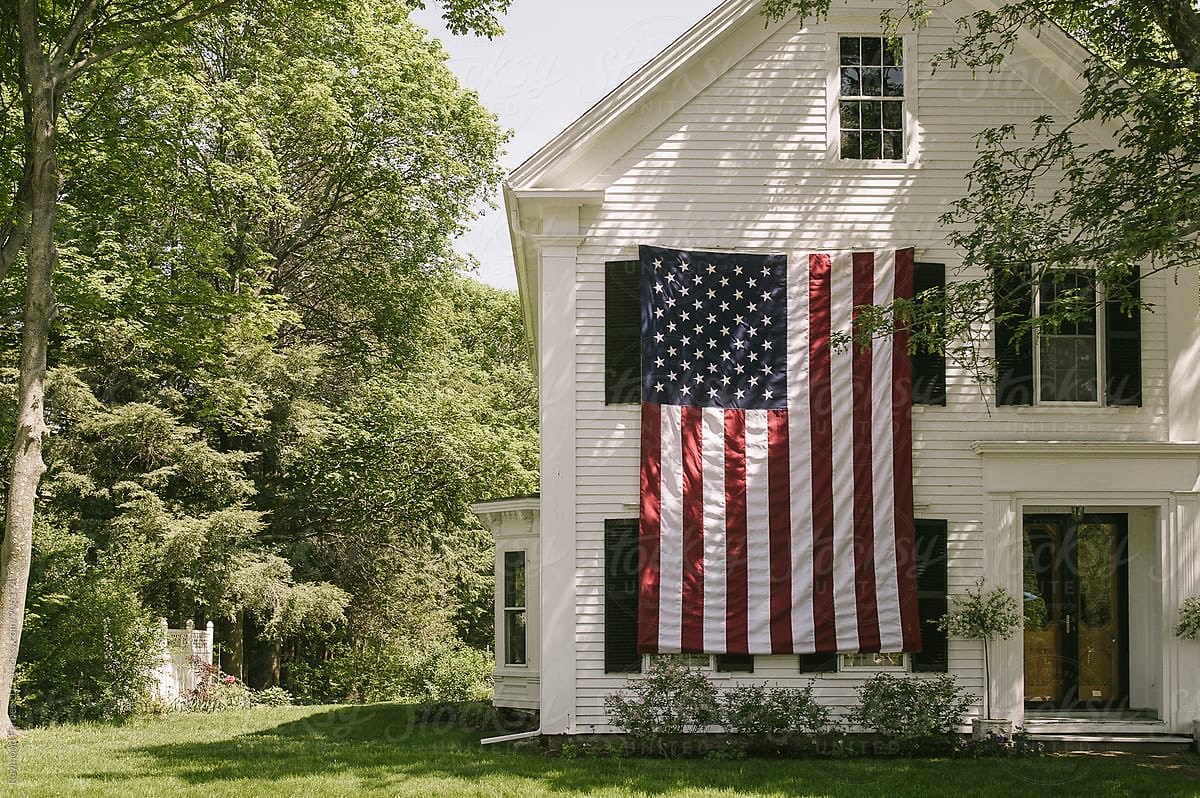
top-left (1022, 514), bottom-right (1129, 709)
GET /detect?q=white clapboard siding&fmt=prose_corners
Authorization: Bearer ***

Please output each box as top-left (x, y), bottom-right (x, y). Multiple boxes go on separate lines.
top-left (545, 2), bottom-right (1169, 730)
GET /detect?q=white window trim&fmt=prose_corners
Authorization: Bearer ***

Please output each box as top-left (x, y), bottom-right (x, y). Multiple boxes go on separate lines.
top-left (825, 31), bottom-right (920, 169)
top-left (1032, 272), bottom-right (1106, 407)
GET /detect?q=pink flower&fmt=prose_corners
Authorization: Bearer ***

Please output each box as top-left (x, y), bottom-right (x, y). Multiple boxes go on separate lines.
top-left (224, 675), bottom-right (236, 684)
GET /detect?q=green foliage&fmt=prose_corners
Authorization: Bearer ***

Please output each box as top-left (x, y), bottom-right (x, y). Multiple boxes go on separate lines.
top-left (938, 581), bottom-right (1023, 642)
top-left (254, 686), bottom-right (295, 707)
top-left (604, 657), bottom-right (722, 751)
top-left (1175, 596), bottom-right (1200, 640)
top-left (849, 674), bottom-right (974, 753)
top-left (721, 681), bottom-right (835, 738)
top-left (288, 636), bottom-right (493, 704)
top-left (12, 520), bottom-right (161, 726)
top-left (175, 659), bottom-right (257, 713)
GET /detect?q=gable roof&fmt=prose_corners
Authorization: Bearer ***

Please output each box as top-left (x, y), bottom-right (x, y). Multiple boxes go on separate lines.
top-left (507, 0), bottom-right (1102, 192)
top-left (509, 0), bottom-right (792, 190)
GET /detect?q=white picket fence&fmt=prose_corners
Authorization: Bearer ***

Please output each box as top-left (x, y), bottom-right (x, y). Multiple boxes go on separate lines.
top-left (152, 619), bottom-right (214, 704)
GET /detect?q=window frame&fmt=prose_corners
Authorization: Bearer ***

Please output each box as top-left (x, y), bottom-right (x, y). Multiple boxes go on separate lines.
top-left (502, 549), bottom-right (528, 667)
top-left (838, 652), bottom-right (909, 672)
top-left (826, 31), bottom-right (919, 168)
top-left (1032, 270), bottom-right (1105, 407)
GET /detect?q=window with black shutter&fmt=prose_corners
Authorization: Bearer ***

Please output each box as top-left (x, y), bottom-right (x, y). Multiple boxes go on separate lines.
top-left (912, 261), bottom-right (946, 405)
top-left (604, 518), bottom-right (641, 672)
top-left (995, 267), bottom-right (1035, 406)
top-left (1105, 266), bottom-right (1142, 406)
top-left (911, 519), bottom-right (949, 672)
top-left (715, 654), bottom-right (754, 673)
top-left (993, 267), bottom-right (1142, 407)
top-left (799, 652), bottom-right (840, 673)
top-left (605, 261), bottom-right (641, 404)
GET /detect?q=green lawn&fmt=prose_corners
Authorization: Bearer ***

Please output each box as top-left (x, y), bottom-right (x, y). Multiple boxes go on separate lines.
top-left (0, 704), bottom-right (1196, 797)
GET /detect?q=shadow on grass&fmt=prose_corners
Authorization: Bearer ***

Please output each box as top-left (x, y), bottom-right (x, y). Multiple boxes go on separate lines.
top-left (87, 704), bottom-right (1200, 797)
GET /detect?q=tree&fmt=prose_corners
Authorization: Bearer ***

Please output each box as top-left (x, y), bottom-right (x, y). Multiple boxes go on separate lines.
top-left (763, 0), bottom-right (1200, 384)
top-left (0, 0), bottom-right (513, 735)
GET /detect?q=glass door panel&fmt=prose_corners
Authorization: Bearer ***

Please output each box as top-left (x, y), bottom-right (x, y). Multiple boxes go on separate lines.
top-left (1023, 515), bottom-right (1128, 709)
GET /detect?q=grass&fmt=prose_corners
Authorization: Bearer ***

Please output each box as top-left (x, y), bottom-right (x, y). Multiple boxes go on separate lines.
top-left (0, 703), bottom-right (1196, 797)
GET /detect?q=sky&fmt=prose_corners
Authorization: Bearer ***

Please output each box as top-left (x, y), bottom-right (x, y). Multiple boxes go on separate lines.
top-left (411, 1), bottom-right (712, 290)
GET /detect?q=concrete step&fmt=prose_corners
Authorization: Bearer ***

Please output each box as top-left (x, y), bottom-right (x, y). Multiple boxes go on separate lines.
top-left (1025, 720), bottom-right (1171, 735)
top-left (1027, 733), bottom-right (1195, 754)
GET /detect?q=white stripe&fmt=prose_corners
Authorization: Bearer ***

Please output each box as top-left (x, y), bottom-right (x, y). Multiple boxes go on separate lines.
top-left (787, 253), bottom-right (815, 652)
top-left (658, 405), bottom-right (684, 652)
top-left (872, 251), bottom-right (904, 651)
top-left (743, 409), bottom-right (773, 653)
top-left (701, 407), bottom-right (728, 653)
top-left (829, 252), bottom-right (861, 652)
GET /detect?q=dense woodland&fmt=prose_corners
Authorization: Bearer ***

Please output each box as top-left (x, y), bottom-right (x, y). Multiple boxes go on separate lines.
top-left (0, 0), bottom-right (535, 724)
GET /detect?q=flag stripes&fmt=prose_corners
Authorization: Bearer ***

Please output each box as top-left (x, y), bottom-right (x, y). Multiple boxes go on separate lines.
top-left (638, 246), bottom-right (920, 655)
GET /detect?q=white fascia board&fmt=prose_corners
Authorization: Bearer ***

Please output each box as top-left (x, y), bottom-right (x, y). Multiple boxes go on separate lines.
top-left (508, 0), bottom-right (792, 190)
top-left (504, 184), bottom-right (539, 378)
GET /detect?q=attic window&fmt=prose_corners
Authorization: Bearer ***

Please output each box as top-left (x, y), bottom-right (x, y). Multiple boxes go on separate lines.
top-left (838, 36), bottom-right (904, 160)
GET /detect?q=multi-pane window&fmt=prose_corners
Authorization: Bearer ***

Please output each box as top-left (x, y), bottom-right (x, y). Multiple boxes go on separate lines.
top-left (840, 652), bottom-right (907, 671)
top-left (1037, 271), bottom-right (1099, 403)
top-left (503, 550), bottom-right (527, 665)
top-left (838, 36), bottom-right (904, 160)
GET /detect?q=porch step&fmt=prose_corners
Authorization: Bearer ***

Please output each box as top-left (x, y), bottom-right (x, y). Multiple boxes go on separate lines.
top-left (1026, 733), bottom-right (1195, 754)
top-left (1025, 720), bottom-right (1171, 735)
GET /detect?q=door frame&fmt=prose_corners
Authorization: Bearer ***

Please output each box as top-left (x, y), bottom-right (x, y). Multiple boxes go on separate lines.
top-left (1022, 512), bottom-right (1130, 711)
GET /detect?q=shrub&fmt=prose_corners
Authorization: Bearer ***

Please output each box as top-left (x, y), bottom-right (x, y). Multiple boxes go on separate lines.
top-left (13, 526), bottom-right (161, 726)
top-left (721, 681), bottom-right (834, 738)
top-left (287, 635), bottom-right (492, 704)
top-left (254, 686), bottom-right (294, 707)
top-left (604, 657), bottom-right (721, 752)
top-left (1175, 596), bottom-right (1200, 640)
top-left (849, 673), bottom-right (973, 753)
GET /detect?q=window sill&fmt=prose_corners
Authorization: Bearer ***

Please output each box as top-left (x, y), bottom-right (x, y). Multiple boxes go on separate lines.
top-left (824, 156), bottom-right (923, 171)
top-left (1003, 405), bottom-right (1131, 414)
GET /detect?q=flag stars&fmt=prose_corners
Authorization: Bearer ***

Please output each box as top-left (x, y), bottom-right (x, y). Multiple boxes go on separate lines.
top-left (706, 263), bottom-right (717, 274)
top-left (653, 258), bottom-right (664, 270)
top-left (734, 265), bottom-right (744, 276)
top-left (654, 283), bottom-right (664, 294)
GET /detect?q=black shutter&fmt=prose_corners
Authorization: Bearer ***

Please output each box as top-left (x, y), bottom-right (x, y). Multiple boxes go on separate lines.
top-left (994, 266), bottom-right (1034, 406)
top-left (604, 518), bottom-right (641, 673)
top-left (912, 262), bottom-right (946, 406)
top-left (605, 261), bottom-right (641, 404)
top-left (1105, 266), bottom-right (1142, 406)
top-left (911, 519), bottom-right (948, 673)
top-left (799, 653), bottom-right (839, 673)
top-left (715, 654), bottom-right (754, 673)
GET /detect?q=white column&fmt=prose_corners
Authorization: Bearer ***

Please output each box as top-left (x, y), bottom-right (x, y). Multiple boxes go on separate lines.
top-left (537, 221), bottom-right (581, 734)
top-left (984, 492), bottom-right (1023, 724)
top-left (1165, 493), bottom-right (1200, 731)
top-left (1166, 264), bottom-right (1200, 442)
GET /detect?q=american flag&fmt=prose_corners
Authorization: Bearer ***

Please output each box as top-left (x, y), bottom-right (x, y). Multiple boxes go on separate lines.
top-left (637, 244), bottom-right (921, 655)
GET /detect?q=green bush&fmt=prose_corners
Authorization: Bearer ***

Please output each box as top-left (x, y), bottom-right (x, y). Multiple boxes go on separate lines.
top-left (721, 681), bottom-right (834, 738)
top-left (13, 524), bottom-right (161, 726)
top-left (254, 686), bottom-right (294, 707)
top-left (287, 636), bottom-right (492, 704)
top-left (849, 673), bottom-right (973, 753)
top-left (604, 657), bottom-right (721, 753)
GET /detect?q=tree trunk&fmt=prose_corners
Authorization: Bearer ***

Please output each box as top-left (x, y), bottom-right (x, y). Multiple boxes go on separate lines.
top-left (0, 1), bottom-right (59, 738)
top-left (220, 611), bottom-right (245, 681)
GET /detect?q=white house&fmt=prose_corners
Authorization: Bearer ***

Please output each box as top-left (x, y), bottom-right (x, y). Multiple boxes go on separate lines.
top-left (472, 0), bottom-right (1200, 743)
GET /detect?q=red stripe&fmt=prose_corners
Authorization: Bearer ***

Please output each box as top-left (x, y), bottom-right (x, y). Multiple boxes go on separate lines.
top-left (767, 410), bottom-right (793, 652)
top-left (724, 410), bottom-right (749, 655)
top-left (892, 248), bottom-right (921, 652)
top-left (680, 405), bottom-right (705, 653)
top-left (808, 253), bottom-right (837, 653)
top-left (638, 402), bottom-right (662, 653)
top-left (852, 252), bottom-right (882, 652)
